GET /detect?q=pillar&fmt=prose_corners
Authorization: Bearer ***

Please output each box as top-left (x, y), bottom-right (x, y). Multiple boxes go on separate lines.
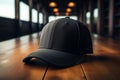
top-left (29, 0), bottom-right (33, 33)
top-left (79, 2), bottom-right (84, 22)
top-left (37, 3), bottom-right (40, 31)
top-left (108, 0), bottom-right (114, 37)
top-left (42, 9), bottom-right (48, 25)
top-left (83, 1), bottom-right (87, 24)
top-left (97, 0), bottom-right (104, 34)
top-left (15, 0), bottom-right (19, 20)
top-left (89, 0), bottom-right (94, 32)
top-left (15, 0), bottom-right (20, 36)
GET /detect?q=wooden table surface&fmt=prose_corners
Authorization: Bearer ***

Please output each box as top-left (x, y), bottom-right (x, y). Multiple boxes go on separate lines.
top-left (0, 33), bottom-right (120, 80)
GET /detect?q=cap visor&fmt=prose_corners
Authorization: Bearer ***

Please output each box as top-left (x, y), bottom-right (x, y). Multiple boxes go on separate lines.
top-left (23, 49), bottom-right (81, 67)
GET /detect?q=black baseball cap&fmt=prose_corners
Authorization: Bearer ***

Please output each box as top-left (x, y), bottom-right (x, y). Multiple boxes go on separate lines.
top-left (23, 18), bottom-right (93, 67)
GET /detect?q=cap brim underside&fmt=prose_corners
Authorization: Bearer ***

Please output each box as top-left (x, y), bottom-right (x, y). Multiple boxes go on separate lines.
top-left (23, 49), bottom-right (82, 67)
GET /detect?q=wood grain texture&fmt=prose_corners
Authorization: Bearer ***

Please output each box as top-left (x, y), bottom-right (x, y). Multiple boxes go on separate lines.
top-left (81, 35), bottom-right (120, 80)
top-left (0, 33), bottom-right (120, 80)
top-left (44, 65), bottom-right (86, 80)
top-left (0, 33), bottom-right (46, 80)
top-left (43, 35), bottom-right (120, 80)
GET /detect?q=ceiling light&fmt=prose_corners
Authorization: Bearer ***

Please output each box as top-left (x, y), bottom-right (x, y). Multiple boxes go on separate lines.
top-left (49, 2), bottom-right (56, 7)
top-left (68, 2), bottom-right (76, 7)
top-left (66, 8), bottom-right (72, 12)
top-left (65, 12), bottom-right (69, 16)
top-left (55, 12), bottom-right (60, 16)
top-left (53, 8), bottom-right (59, 12)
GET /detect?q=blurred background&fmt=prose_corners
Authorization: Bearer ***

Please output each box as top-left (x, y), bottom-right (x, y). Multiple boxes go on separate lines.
top-left (0, 0), bottom-right (120, 41)
top-left (0, 1), bottom-right (120, 80)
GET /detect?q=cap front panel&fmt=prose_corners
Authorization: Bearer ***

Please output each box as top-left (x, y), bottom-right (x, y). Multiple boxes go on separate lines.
top-left (51, 19), bottom-right (80, 54)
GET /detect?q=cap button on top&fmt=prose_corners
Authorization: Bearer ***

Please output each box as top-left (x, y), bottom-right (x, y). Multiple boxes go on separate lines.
top-left (65, 17), bottom-right (70, 19)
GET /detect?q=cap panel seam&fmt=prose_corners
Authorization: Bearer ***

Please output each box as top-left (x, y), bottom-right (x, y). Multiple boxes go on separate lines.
top-left (48, 19), bottom-right (61, 48)
top-left (39, 21), bottom-right (55, 48)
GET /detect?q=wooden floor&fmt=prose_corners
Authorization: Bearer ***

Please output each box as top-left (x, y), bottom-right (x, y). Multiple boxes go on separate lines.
top-left (0, 33), bottom-right (120, 80)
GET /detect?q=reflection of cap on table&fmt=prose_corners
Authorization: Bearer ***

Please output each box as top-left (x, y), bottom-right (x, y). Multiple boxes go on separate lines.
top-left (23, 17), bottom-right (93, 67)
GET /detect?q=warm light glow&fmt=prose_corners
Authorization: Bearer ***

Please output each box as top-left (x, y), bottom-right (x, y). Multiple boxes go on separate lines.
top-left (68, 2), bottom-right (75, 7)
top-left (49, 2), bottom-right (56, 7)
top-left (66, 8), bottom-right (72, 12)
top-left (0, 60), bottom-right (9, 64)
top-left (53, 8), bottom-right (59, 12)
top-left (65, 12), bottom-right (69, 16)
top-left (55, 12), bottom-right (60, 16)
